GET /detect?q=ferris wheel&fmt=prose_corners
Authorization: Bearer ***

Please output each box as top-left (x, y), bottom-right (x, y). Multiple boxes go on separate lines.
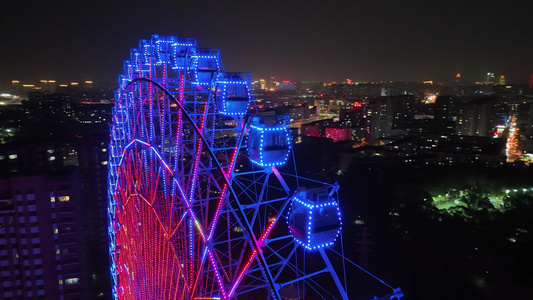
top-left (108, 34), bottom-right (402, 300)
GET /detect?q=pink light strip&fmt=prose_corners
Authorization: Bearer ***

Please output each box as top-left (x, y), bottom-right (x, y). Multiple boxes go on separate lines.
top-left (228, 218), bottom-right (277, 297)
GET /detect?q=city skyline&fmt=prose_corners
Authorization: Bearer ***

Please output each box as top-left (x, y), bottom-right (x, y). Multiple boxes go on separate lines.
top-left (2, 30), bottom-right (533, 298)
top-left (1, 1), bottom-right (533, 84)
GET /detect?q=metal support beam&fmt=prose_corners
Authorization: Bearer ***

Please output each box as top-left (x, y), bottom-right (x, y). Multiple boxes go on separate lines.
top-left (278, 268), bottom-right (329, 288)
top-left (319, 248), bottom-right (349, 300)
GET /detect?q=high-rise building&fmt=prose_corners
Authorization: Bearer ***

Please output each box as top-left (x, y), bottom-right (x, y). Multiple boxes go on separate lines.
top-left (455, 97), bottom-right (507, 137)
top-left (325, 127), bottom-right (353, 142)
top-left (0, 170), bottom-right (90, 299)
top-left (364, 95), bottom-right (415, 143)
top-left (0, 138), bottom-right (111, 299)
top-left (74, 135), bottom-right (111, 299)
top-left (486, 72), bottom-right (495, 83)
top-left (499, 75), bottom-right (506, 85)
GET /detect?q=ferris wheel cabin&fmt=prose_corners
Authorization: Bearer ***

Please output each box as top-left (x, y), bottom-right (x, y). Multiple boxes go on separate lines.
top-left (288, 187), bottom-right (342, 250)
top-left (190, 48), bottom-right (221, 85)
top-left (120, 36), bottom-right (198, 86)
top-left (215, 72), bottom-right (251, 116)
top-left (247, 114), bottom-right (292, 167)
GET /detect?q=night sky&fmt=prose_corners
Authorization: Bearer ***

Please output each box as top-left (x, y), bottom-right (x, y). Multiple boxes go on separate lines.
top-left (1, 0), bottom-right (532, 84)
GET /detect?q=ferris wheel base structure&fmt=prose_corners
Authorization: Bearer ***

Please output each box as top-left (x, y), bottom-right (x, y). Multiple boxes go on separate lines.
top-left (107, 34), bottom-right (402, 300)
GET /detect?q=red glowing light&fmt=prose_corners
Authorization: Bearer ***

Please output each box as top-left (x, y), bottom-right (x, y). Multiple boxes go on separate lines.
top-left (228, 218), bottom-right (277, 297)
top-left (111, 78), bottom-right (253, 299)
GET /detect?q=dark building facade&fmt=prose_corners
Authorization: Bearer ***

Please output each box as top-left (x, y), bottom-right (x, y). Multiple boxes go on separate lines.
top-left (0, 171), bottom-right (89, 299)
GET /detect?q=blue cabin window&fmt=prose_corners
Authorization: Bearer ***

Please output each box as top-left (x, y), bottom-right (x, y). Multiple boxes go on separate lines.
top-left (247, 114), bottom-right (291, 167)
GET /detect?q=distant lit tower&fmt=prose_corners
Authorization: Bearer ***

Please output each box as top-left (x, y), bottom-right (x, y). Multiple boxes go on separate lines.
top-left (486, 72), bottom-right (495, 83)
top-left (499, 75), bottom-right (506, 85)
top-left (268, 76), bottom-right (279, 90)
top-left (455, 72), bottom-right (461, 83)
top-left (259, 78), bottom-right (267, 90)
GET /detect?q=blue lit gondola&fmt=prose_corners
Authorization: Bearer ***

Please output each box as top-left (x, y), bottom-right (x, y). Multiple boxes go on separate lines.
top-left (287, 187), bottom-right (342, 250)
top-left (190, 48), bottom-right (221, 85)
top-left (170, 37), bottom-right (196, 70)
top-left (215, 72), bottom-right (251, 116)
top-left (247, 114), bottom-right (291, 167)
top-left (152, 35), bottom-right (195, 66)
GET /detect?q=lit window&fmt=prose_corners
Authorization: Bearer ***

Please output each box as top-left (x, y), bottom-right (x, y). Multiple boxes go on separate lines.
top-left (0, 155), bottom-right (4, 160)
top-left (101, 161), bottom-right (108, 166)
top-left (48, 156), bottom-right (55, 161)
top-left (9, 154), bottom-right (17, 160)
top-left (65, 278), bottom-right (79, 285)
top-left (47, 149), bottom-right (54, 154)
top-left (50, 197), bottom-right (55, 202)
top-left (58, 196), bottom-right (70, 202)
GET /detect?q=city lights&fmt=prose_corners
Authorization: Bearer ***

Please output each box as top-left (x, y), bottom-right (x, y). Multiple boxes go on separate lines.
top-left (2, 3), bottom-right (533, 300)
